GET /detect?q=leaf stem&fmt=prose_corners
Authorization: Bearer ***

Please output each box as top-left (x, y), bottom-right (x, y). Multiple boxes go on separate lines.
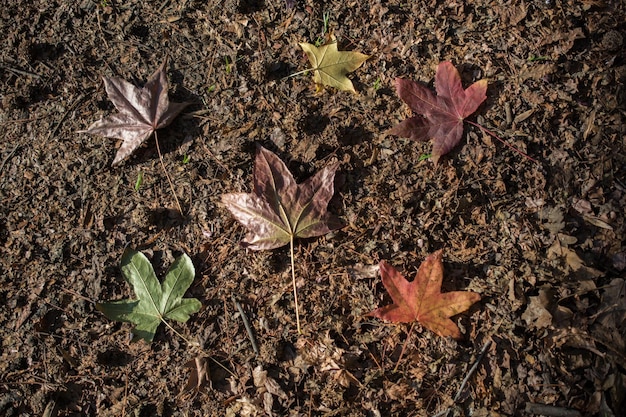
top-left (281, 68), bottom-right (311, 81)
top-left (290, 235), bottom-right (302, 334)
top-left (154, 131), bottom-right (184, 215)
top-left (393, 322), bottom-right (415, 372)
top-left (465, 120), bottom-right (539, 164)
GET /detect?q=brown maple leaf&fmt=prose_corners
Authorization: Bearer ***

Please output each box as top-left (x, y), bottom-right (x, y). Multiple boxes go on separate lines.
top-left (368, 250), bottom-right (480, 339)
top-left (80, 57), bottom-right (190, 166)
top-left (221, 145), bottom-right (343, 250)
top-left (389, 61), bottom-right (487, 163)
top-left (222, 145), bottom-right (343, 333)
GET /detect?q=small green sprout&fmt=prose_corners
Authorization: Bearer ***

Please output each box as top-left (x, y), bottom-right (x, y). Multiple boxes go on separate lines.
top-left (225, 56), bottom-right (231, 74)
top-left (315, 11), bottom-right (331, 46)
top-left (418, 153), bottom-right (432, 162)
top-left (207, 84), bottom-right (216, 93)
top-left (373, 77), bottom-right (382, 91)
top-left (528, 54), bottom-right (549, 62)
top-left (134, 171), bottom-right (143, 191)
top-left (182, 154), bottom-right (190, 164)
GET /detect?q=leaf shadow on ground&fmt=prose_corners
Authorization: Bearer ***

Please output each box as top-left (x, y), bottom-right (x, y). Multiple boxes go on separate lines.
top-left (97, 348), bottom-right (134, 367)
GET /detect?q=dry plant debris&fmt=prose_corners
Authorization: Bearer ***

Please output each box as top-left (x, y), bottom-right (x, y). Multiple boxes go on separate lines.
top-left (369, 250), bottom-right (480, 339)
top-left (80, 57), bottom-right (190, 165)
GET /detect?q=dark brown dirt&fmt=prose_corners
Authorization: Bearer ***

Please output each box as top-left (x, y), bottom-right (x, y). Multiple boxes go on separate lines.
top-left (1, 0), bottom-right (625, 416)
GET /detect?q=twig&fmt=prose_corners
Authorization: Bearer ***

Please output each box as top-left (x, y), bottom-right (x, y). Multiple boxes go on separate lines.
top-left (0, 64), bottom-right (41, 79)
top-left (204, 144), bottom-right (232, 174)
top-left (160, 318), bottom-right (236, 378)
top-left (95, 6), bottom-right (110, 49)
top-left (453, 340), bottom-right (491, 402)
top-left (0, 144), bottom-right (19, 174)
top-left (524, 403), bottom-right (582, 417)
top-left (431, 340), bottom-right (492, 417)
top-left (0, 114), bottom-right (48, 125)
top-left (121, 368), bottom-right (129, 417)
top-left (47, 93), bottom-right (86, 142)
top-left (231, 295), bottom-right (259, 355)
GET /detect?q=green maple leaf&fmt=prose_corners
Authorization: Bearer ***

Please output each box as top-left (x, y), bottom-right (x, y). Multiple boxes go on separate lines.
top-left (97, 248), bottom-right (202, 343)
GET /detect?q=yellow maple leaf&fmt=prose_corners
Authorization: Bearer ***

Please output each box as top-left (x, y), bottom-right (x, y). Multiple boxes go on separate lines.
top-left (299, 34), bottom-right (369, 92)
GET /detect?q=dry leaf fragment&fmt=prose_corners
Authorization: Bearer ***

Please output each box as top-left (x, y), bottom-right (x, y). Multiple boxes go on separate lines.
top-left (181, 356), bottom-right (211, 397)
top-left (80, 57), bottom-right (190, 165)
top-left (299, 34), bottom-right (369, 92)
top-left (521, 285), bottom-right (554, 329)
top-left (368, 250), bottom-right (480, 339)
top-left (597, 278), bottom-right (626, 329)
top-left (389, 62), bottom-right (487, 163)
top-left (546, 239), bottom-right (603, 279)
top-left (221, 145), bottom-right (343, 250)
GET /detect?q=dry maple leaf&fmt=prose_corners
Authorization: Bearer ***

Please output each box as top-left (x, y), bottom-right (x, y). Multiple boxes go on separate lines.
top-left (80, 57), bottom-right (190, 165)
top-left (368, 250), bottom-right (480, 339)
top-left (221, 145), bottom-right (343, 250)
top-left (299, 34), bottom-right (369, 92)
top-left (222, 145), bottom-right (343, 333)
top-left (389, 61), bottom-right (487, 163)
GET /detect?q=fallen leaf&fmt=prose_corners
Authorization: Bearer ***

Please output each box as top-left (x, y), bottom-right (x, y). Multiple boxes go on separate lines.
top-left (521, 285), bottom-right (554, 329)
top-left (97, 248), bottom-right (201, 343)
top-left (80, 57), bottom-right (190, 165)
top-left (546, 239), bottom-right (603, 280)
top-left (181, 356), bottom-right (211, 397)
top-left (299, 34), bottom-right (369, 92)
top-left (389, 62), bottom-right (487, 163)
top-left (368, 250), bottom-right (480, 339)
top-left (222, 145), bottom-right (343, 333)
top-left (253, 365), bottom-right (288, 399)
top-left (221, 145), bottom-right (343, 250)
top-left (597, 278), bottom-right (626, 329)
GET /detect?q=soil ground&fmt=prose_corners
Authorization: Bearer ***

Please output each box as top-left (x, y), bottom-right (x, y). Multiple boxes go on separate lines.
top-left (1, 0), bottom-right (626, 416)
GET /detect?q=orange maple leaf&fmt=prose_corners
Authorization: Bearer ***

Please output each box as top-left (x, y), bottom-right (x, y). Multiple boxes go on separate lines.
top-left (368, 250), bottom-right (480, 339)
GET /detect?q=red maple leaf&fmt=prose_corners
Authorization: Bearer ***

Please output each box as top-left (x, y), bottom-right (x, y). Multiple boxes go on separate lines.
top-left (368, 250), bottom-right (480, 339)
top-left (389, 62), bottom-right (487, 163)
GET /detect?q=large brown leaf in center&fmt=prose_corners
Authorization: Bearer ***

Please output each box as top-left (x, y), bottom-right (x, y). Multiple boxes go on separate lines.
top-left (221, 146), bottom-right (343, 250)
